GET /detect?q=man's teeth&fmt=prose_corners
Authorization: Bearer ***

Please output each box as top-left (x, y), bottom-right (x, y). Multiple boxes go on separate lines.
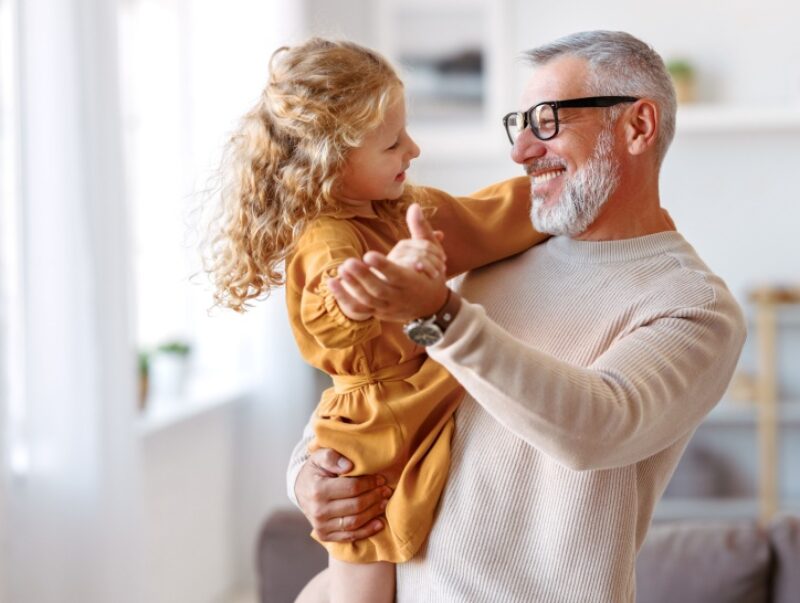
top-left (532, 169), bottom-right (564, 185)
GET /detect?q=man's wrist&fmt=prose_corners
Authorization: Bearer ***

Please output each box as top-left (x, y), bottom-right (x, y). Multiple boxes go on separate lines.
top-left (403, 288), bottom-right (461, 346)
top-left (433, 289), bottom-right (461, 334)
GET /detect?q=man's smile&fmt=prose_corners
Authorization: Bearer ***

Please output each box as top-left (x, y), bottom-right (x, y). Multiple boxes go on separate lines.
top-left (531, 168), bottom-right (566, 186)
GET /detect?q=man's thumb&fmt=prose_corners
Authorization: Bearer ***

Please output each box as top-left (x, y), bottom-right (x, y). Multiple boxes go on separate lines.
top-left (407, 203), bottom-right (436, 242)
top-left (312, 447), bottom-right (353, 475)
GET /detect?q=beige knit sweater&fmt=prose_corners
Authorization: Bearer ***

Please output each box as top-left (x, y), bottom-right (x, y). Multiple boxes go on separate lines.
top-left (287, 231), bottom-right (746, 602)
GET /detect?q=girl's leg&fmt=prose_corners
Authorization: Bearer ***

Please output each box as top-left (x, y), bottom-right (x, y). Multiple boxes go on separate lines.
top-left (294, 568), bottom-right (330, 603)
top-left (329, 556), bottom-right (395, 603)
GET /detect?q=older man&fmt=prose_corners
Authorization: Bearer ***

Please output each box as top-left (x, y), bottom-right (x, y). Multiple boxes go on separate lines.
top-left (288, 31), bottom-right (746, 602)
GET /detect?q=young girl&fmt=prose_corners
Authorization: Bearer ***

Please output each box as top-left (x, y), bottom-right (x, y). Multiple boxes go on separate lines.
top-left (206, 38), bottom-right (545, 603)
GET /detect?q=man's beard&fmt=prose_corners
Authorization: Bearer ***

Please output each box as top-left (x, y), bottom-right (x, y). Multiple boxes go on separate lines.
top-left (528, 127), bottom-right (619, 236)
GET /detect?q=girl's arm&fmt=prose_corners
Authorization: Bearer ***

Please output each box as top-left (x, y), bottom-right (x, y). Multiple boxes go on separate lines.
top-left (420, 177), bottom-right (548, 277)
top-left (288, 220), bottom-right (382, 350)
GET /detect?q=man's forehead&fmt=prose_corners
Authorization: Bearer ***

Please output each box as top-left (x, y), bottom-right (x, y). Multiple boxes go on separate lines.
top-left (520, 55), bottom-right (589, 106)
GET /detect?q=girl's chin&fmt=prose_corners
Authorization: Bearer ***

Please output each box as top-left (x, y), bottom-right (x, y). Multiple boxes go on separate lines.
top-left (387, 182), bottom-right (406, 199)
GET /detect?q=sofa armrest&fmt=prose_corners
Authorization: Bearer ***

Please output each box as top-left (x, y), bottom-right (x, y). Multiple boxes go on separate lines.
top-left (635, 520), bottom-right (771, 603)
top-left (771, 515), bottom-right (800, 603)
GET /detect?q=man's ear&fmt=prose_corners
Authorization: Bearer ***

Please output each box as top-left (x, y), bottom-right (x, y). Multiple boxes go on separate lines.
top-left (623, 100), bottom-right (659, 156)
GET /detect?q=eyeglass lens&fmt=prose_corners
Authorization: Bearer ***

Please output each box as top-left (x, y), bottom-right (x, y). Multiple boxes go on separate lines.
top-left (533, 104), bottom-right (556, 139)
top-left (507, 103), bottom-right (557, 143)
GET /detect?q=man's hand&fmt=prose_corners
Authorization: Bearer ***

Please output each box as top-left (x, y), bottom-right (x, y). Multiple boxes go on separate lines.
top-left (295, 448), bottom-right (392, 543)
top-left (328, 204), bottom-right (449, 322)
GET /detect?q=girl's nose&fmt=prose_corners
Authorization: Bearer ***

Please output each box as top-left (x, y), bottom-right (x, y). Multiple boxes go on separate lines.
top-left (407, 136), bottom-right (421, 160)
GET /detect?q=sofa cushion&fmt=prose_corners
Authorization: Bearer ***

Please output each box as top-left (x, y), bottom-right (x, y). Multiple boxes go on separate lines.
top-left (635, 520), bottom-right (771, 603)
top-left (257, 509), bottom-right (327, 603)
top-left (771, 514), bottom-right (800, 603)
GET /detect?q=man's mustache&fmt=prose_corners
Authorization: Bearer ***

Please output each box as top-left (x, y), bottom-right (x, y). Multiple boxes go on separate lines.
top-left (524, 158), bottom-right (567, 176)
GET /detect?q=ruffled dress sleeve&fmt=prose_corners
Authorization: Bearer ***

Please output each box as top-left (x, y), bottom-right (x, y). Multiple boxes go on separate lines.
top-left (290, 219), bottom-right (382, 350)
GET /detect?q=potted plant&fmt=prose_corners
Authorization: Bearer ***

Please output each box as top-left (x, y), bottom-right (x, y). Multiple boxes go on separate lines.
top-left (138, 350), bottom-right (150, 409)
top-left (666, 59), bottom-right (696, 104)
top-left (149, 339), bottom-right (192, 399)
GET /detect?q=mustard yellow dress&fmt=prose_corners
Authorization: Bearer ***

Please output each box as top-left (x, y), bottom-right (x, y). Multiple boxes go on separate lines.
top-left (285, 177), bottom-right (545, 563)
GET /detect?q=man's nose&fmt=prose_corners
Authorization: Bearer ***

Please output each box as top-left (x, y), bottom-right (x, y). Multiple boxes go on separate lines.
top-left (510, 129), bottom-right (547, 165)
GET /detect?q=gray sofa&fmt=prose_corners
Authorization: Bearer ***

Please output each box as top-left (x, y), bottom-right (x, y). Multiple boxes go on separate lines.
top-left (257, 510), bottom-right (800, 603)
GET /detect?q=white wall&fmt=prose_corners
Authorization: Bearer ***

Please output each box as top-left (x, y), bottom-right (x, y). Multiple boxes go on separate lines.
top-left (507, 0), bottom-right (800, 105)
top-left (141, 413), bottom-right (237, 603)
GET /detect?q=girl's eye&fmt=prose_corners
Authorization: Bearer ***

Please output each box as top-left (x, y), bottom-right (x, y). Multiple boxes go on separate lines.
top-left (386, 141), bottom-right (399, 151)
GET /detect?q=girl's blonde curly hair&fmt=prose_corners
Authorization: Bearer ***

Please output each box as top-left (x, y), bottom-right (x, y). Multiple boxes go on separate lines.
top-left (205, 38), bottom-right (415, 312)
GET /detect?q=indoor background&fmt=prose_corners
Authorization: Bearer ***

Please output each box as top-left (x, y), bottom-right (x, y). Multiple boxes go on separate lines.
top-left (0, 0), bottom-right (797, 602)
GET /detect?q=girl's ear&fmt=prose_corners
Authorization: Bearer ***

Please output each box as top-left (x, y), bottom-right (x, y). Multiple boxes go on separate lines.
top-left (623, 99), bottom-right (659, 156)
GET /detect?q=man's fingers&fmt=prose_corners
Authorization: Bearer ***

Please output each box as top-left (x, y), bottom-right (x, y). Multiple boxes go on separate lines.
top-left (325, 494), bottom-right (390, 533)
top-left (308, 447), bottom-right (353, 475)
top-left (323, 473), bottom-right (388, 501)
top-left (328, 484), bottom-right (392, 518)
top-left (314, 516), bottom-right (385, 543)
top-left (407, 203), bottom-right (437, 242)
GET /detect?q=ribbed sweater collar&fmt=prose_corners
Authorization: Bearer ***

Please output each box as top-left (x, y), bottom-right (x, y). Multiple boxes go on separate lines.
top-left (546, 231), bottom-right (687, 264)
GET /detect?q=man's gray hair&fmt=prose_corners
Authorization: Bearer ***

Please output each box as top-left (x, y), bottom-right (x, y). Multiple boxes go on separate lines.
top-left (524, 31), bottom-right (677, 164)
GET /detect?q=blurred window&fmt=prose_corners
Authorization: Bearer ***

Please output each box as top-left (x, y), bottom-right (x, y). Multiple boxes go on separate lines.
top-left (118, 0), bottom-right (268, 402)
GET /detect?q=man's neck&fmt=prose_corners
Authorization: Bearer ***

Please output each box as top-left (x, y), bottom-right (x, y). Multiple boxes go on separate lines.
top-left (575, 183), bottom-right (673, 242)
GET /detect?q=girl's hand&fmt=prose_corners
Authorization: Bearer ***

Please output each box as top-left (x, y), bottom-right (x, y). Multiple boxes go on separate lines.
top-left (386, 237), bottom-right (446, 280)
top-left (327, 203), bottom-right (450, 322)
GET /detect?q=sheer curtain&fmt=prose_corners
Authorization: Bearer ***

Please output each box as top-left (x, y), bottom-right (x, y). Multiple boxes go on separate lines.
top-left (2, 0), bottom-right (144, 601)
top-left (0, 0), bottom-right (20, 597)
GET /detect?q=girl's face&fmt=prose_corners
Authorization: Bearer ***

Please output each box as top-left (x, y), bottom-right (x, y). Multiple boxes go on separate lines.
top-left (338, 91), bottom-right (420, 204)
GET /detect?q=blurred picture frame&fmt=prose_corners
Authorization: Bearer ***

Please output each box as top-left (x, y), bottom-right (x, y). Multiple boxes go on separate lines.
top-left (375, 0), bottom-right (510, 152)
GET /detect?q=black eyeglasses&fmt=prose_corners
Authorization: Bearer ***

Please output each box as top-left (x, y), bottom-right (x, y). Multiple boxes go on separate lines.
top-left (502, 96), bottom-right (639, 144)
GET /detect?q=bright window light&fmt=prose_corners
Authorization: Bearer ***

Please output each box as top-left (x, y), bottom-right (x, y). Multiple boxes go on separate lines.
top-left (0, 0), bottom-right (29, 477)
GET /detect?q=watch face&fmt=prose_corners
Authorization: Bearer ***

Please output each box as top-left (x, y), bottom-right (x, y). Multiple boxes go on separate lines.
top-left (407, 322), bottom-right (443, 346)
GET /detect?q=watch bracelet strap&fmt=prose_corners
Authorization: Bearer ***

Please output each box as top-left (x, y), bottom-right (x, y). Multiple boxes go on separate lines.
top-left (433, 289), bottom-right (459, 333)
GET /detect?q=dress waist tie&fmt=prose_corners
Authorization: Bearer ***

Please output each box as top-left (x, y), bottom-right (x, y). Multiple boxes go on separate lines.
top-left (331, 356), bottom-right (425, 395)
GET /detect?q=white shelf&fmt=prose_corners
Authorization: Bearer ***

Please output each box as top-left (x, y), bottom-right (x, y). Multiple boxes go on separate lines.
top-left (701, 400), bottom-right (800, 426)
top-left (654, 497), bottom-right (758, 521)
top-left (138, 378), bottom-right (252, 436)
top-left (676, 104), bottom-right (800, 133)
top-left (654, 496), bottom-right (800, 521)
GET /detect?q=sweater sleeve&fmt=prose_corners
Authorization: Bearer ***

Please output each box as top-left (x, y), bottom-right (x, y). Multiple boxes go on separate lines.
top-left (427, 292), bottom-right (746, 471)
top-left (292, 221), bottom-right (382, 350)
top-left (420, 177), bottom-right (549, 277)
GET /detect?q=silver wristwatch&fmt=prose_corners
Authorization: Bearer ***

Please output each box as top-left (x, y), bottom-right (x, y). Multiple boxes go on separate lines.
top-left (403, 290), bottom-right (459, 347)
